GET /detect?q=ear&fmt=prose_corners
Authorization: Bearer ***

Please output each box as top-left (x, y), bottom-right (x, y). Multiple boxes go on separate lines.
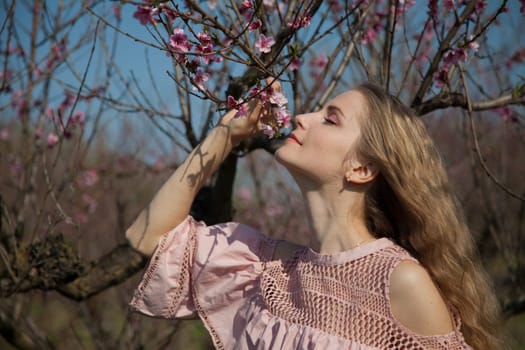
top-left (345, 158), bottom-right (379, 185)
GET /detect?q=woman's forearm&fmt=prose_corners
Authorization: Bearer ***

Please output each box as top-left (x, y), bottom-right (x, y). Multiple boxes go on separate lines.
top-left (126, 123), bottom-right (235, 256)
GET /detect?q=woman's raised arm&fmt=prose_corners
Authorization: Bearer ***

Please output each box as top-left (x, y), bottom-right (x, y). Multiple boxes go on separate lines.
top-left (126, 101), bottom-right (266, 256)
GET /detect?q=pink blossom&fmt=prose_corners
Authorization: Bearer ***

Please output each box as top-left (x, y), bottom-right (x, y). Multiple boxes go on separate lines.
top-left (47, 133), bottom-right (59, 148)
top-left (133, 6), bottom-right (155, 25)
top-left (269, 91), bottom-right (288, 107)
top-left (361, 28), bottom-right (379, 45)
top-left (248, 86), bottom-right (262, 99)
top-left (443, 48), bottom-right (468, 65)
top-left (310, 54), bottom-right (328, 69)
top-left (392, 0), bottom-right (415, 17)
top-left (236, 102), bottom-right (248, 118)
top-left (170, 28), bottom-right (192, 53)
top-left (150, 156), bottom-right (166, 173)
top-left (443, 0), bottom-right (455, 11)
top-left (160, 5), bottom-right (178, 22)
top-left (46, 38), bottom-right (67, 69)
top-left (82, 193), bottom-right (98, 213)
top-left (468, 36), bottom-right (480, 52)
top-left (11, 89), bottom-right (21, 108)
top-left (255, 34), bottom-right (275, 53)
top-left (328, 0), bottom-right (343, 12)
top-left (196, 42), bottom-right (214, 64)
top-left (75, 213), bottom-right (88, 224)
top-left (197, 32), bottom-right (212, 44)
top-left (16, 99), bottom-right (28, 119)
top-left (433, 64), bottom-right (449, 88)
top-left (263, 0), bottom-right (275, 9)
top-left (238, 186), bottom-right (252, 201)
top-left (288, 57), bottom-right (301, 71)
top-left (192, 70), bottom-right (210, 91)
top-left (248, 20), bottom-right (262, 31)
top-left (494, 107), bottom-right (518, 123)
top-left (474, 0), bottom-right (487, 15)
top-left (45, 107), bottom-right (55, 120)
top-left (227, 96), bottom-right (248, 117)
top-left (276, 107), bottom-right (292, 129)
top-left (112, 5), bottom-right (121, 22)
top-left (259, 123), bottom-right (274, 137)
top-left (288, 15), bottom-right (311, 29)
top-left (211, 55), bottom-right (223, 63)
top-left (71, 111), bottom-right (86, 127)
top-left (428, 0), bottom-right (438, 19)
top-left (59, 91), bottom-right (75, 115)
top-left (242, 0), bottom-right (253, 9)
top-left (77, 169), bottom-right (99, 187)
top-left (227, 95), bottom-right (239, 109)
top-left (5, 45), bottom-right (23, 57)
top-left (505, 48), bottom-right (525, 69)
top-left (0, 128), bottom-right (10, 140)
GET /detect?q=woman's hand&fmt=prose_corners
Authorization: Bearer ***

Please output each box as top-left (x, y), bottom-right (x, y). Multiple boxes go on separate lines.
top-left (218, 79), bottom-right (282, 145)
top-left (218, 100), bottom-right (265, 145)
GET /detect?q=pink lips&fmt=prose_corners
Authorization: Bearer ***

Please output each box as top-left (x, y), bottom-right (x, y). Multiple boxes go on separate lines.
top-left (287, 133), bottom-right (302, 145)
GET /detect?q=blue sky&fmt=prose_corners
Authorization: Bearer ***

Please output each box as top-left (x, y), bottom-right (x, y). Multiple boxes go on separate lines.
top-left (3, 1), bottom-right (524, 161)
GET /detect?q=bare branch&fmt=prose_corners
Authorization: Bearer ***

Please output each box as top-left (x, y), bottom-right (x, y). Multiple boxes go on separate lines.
top-left (416, 91), bottom-right (525, 115)
top-left (58, 245), bottom-right (146, 300)
top-left (414, 91), bottom-right (525, 115)
top-left (382, 0), bottom-right (398, 89)
top-left (459, 66), bottom-right (525, 202)
top-left (411, 1), bottom-right (477, 107)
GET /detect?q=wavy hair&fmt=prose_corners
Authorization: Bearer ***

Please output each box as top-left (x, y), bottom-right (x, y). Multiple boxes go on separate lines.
top-left (355, 83), bottom-right (504, 349)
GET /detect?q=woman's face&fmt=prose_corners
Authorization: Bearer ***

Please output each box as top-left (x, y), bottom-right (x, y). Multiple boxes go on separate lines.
top-left (275, 89), bottom-right (366, 185)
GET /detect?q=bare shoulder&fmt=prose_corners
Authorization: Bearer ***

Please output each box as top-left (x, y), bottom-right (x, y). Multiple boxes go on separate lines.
top-left (272, 240), bottom-right (305, 260)
top-left (389, 260), bottom-right (455, 335)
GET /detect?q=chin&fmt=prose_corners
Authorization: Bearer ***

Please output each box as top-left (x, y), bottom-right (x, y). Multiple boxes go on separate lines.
top-left (274, 147), bottom-right (288, 166)
top-left (274, 150), bottom-right (303, 178)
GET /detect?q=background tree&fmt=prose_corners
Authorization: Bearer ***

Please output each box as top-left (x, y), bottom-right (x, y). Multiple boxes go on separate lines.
top-left (0, 0), bottom-right (524, 348)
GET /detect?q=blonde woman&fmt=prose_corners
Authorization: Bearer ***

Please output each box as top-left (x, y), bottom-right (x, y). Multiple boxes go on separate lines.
top-left (127, 82), bottom-right (503, 349)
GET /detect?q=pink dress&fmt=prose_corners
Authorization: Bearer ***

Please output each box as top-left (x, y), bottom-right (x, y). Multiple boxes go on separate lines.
top-left (130, 216), bottom-right (472, 349)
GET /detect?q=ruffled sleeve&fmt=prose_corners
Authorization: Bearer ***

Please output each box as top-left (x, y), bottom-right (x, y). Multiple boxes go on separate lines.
top-left (129, 216), bottom-right (277, 325)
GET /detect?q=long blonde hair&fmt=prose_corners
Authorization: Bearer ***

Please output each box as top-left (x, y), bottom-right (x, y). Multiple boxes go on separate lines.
top-left (355, 83), bottom-right (503, 349)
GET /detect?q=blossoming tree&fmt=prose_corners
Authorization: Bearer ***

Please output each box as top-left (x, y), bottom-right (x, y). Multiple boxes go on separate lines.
top-left (0, 0), bottom-right (524, 348)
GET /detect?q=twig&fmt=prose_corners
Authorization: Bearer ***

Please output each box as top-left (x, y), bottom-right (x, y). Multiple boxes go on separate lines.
top-left (317, 26), bottom-right (362, 107)
top-left (459, 65), bottom-right (525, 202)
top-left (411, 1), bottom-right (477, 107)
top-left (382, 0), bottom-right (399, 89)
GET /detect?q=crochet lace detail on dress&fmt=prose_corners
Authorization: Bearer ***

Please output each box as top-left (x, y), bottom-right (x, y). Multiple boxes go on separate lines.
top-left (260, 244), bottom-right (469, 349)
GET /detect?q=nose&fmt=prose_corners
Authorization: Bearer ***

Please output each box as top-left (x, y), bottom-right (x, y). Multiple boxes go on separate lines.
top-left (295, 113), bottom-right (307, 129)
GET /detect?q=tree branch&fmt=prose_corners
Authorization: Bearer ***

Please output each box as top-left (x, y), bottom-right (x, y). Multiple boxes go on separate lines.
top-left (416, 91), bottom-right (525, 115)
top-left (411, 1), bottom-right (477, 107)
top-left (458, 66), bottom-right (525, 202)
top-left (58, 245), bottom-right (146, 301)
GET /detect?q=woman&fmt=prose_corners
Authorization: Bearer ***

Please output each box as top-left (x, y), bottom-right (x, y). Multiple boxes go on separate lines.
top-left (126, 82), bottom-right (502, 349)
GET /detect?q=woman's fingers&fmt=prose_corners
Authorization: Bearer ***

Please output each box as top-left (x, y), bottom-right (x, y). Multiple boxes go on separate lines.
top-left (266, 77), bottom-right (281, 92)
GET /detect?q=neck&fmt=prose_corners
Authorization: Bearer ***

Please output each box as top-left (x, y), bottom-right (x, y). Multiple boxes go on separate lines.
top-left (298, 179), bottom-right (375, 254)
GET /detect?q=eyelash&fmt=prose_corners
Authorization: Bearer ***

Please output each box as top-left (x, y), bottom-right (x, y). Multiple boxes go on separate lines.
top-left (324, 114), bottom-right (337, 125)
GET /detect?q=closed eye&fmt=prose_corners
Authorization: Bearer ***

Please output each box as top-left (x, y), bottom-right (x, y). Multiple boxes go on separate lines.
top-left (323, 114), bottom-right (338, 125)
